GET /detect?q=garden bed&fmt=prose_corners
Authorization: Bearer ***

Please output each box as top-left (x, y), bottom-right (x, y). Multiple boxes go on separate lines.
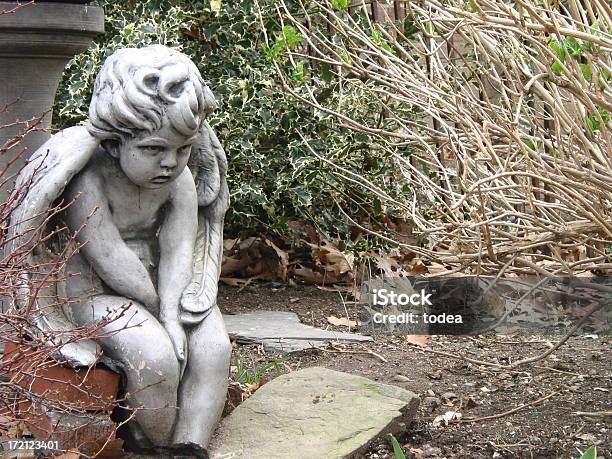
top-left (219, 284), bottom-right (611, 459)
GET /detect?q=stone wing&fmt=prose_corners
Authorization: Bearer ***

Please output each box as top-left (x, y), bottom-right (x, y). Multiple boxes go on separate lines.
top-left (6, 126), bottom-right (101, 366)
top-left (180, 121), bottom-right (229, 325)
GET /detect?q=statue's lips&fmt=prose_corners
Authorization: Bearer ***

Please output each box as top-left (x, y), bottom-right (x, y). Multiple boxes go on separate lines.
top-left (151, 175), bottom-right (172, 184)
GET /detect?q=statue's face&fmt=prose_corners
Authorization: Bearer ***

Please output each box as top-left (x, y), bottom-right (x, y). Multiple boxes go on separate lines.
top-left (117, 123), bottom-right (196, 189)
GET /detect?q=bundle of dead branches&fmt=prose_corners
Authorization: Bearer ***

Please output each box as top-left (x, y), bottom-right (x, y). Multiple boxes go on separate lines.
top-left (273, 0), bottom-right (611, 280)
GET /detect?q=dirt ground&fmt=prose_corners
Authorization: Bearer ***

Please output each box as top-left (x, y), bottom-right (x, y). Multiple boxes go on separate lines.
top-left (218, 283), bottom-right (611, 459)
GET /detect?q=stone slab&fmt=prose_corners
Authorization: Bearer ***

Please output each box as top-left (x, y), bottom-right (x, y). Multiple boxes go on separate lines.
top-left (209, 367), bottom-right (419, 459)
top-left (222, 311), bottom-right (372, 352)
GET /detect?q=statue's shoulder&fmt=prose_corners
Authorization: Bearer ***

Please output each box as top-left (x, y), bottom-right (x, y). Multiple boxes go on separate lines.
top-left (52, 124), bottom-right (92, 139)
top-left (17, 125), bottom-right (100, 192)
top-left (30, 125), bottom-right (96, 160)
top-left (31, 125), bottom-right (98, 170)
top-left (41, 125), bottom-right (98, 157)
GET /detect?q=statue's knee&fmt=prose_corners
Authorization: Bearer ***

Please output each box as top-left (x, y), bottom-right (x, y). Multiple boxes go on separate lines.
top-left (190, 333), bottom-right (231, 376)
top-left (213, 333), bottom-right (232, 366)
top-left (150, 353), bottom-right (180, 388)
top-left (127, 344), bottom-right (180, 393)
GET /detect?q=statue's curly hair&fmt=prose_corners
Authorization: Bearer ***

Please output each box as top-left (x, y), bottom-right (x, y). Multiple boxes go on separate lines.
top-left (87, 45), bottom-right (217, 141)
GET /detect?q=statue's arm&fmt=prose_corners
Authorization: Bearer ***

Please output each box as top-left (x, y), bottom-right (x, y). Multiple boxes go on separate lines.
top-left (64, 171), bottom-right (160, 310)
top-left (157, 169), bottom-right (199, 322)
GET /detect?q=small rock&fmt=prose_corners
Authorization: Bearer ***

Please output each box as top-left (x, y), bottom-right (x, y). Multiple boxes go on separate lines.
top-left (427, 370), bottom-right (442, 380)
top-left (465, 397), bottom-right (478, 409)
top-left (552, 361), bottom-right (569, 371)
top-left (422, 444), bottom-right (442, 457)
top-left (574, 433), bottom-right (597, 443)
top-left (422, 397), bottom-right (440, 412)
top-left (528, 435), bottom-right (542, 445)
top-left (289, 297), bottom-right (300, 303)
top-left (223, 311), bottom-right (372, 352)
top-left (441, 392), bottom-right (458, 402)
top-left (393, 374), bottom-right (410, 383)
top-left (426, 389), bottom-right (436, 397)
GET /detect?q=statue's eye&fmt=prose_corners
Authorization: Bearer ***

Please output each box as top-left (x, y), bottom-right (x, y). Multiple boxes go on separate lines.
top-left (140, 146), bottom-right (164, 155)
top-left (178, 144), bottom-right (192, 155)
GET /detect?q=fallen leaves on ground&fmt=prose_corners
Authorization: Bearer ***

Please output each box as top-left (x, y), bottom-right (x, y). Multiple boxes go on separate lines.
top-left (327, 315), bottom-right (361, 327)
top-left (222, 236), bottom-right (359, 286)
top-left (405, 335), bottom-right (432, 347)
top-left (220, 230), bottom-right (453, 289)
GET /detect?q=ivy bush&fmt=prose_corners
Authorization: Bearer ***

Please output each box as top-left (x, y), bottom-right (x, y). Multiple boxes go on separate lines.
top-left (55, 0), bottom-right (416, 255)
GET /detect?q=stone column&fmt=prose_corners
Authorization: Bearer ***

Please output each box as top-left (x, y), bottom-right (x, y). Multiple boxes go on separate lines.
top-left (0, 1), bottom-right (104, 196)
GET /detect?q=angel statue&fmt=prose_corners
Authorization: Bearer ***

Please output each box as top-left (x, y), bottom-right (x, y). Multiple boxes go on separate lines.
top-left (7, 45), bottom-right (231, 457)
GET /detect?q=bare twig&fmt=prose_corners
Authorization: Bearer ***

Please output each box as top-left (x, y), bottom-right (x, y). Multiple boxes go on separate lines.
top-left (453, 392), bottom-right (558, 423)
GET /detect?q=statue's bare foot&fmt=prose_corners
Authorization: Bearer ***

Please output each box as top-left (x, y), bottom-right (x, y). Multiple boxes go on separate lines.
top-left (139, 443), bottom-right (208, 459)
top-left (168, 442), bottom-right (209, 459)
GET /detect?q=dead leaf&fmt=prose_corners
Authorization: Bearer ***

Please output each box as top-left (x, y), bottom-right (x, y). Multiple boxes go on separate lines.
top-left (409, 258), bottom-right (429, 274)
top-left (223, 238), bottom-right (239, 251)
top-left (432, 410), bottom-right (462, 426)
top-left (405, 335), bottom-right (431, 347)
top-left (427, 261), bottom-right (450, 275)
top-left (263, 237), bottom-right (289, 281)
top-left (480, 386), bottom-right (497, 393)
top-left (409, 447), bottom-right (424, 459)
top-left (327, 316), bottom-right (360, 327)
top-left (220, 277), bottom-right (251, 287)
top-left (55, 453), bottom-right (80, 459)
top-left (237, 236), bottom-right (258, 251)
top-left (221, 255), bottom-right (255, 277)
top-left (372, 253), bottom-right (410, 277)
top-left (293, 265), bottom-right (327, 284)
top-left (305, 239), bottom-right (354, 275)
top-left (96, 438), bottom-right (125, 458)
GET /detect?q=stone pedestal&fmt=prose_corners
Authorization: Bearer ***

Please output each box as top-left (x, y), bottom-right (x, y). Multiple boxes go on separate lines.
top-left (0, 1), bottom-right (104, 196)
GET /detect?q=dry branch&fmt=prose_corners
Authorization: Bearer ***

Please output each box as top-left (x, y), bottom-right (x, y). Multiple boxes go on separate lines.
top-left (276, 0), bottom-right (612, 280)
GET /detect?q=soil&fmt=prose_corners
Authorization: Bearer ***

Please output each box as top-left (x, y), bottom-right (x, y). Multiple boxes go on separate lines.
top-left (218, 283), bottom-right (611, 459)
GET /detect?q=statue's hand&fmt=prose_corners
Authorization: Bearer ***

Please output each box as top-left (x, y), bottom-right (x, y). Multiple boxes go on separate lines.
top-left (162, 318), bottom-right (188, 365)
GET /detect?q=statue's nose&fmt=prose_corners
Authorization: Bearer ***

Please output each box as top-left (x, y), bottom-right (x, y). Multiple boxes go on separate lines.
top-left (160, 152), bottom-right (178, 170)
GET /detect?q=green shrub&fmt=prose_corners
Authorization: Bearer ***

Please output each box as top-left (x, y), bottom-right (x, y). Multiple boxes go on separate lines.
top-left (55, 0), bottom-right (416, 254)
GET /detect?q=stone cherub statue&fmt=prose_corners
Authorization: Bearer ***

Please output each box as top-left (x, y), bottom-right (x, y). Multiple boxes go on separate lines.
top-left (7, 45), bottom-right (231, 456)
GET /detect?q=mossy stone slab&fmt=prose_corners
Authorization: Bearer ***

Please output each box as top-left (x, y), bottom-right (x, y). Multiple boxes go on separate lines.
top-left (210, 367), bottom-right (419, 459)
